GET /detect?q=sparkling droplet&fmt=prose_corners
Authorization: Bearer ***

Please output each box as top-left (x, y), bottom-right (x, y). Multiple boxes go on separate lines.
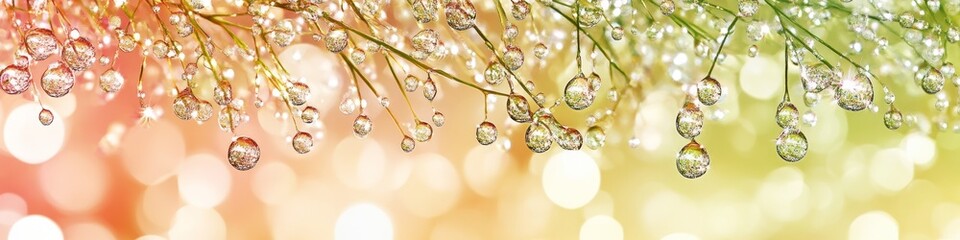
top-left (587, 72), bottom-right (602, 91)
top-left (557, 126), bottom-right (583, 150)
top-left (38, 108), bottom-right (54, 126)
top-left (504, 24), bottom-right (519, 41)
top-left (228, 137), bottom-right (260, 171)
top-left (776, 102), bottom-right (800, 128)
top-left (301, 106), bottom-right (319, 124)
top-left (99, 68), bottom-right (124, 93)
top-left (413, 121), bottom-right (433, 142)
top-left (412, 0), bottom-right (439, 23)
top-left (611, 26), bottom-right (624, 40)
top-left (696, 76), bottom-right (722, 106)
top-left (325, 28), bottom-right (348, 53)
top-left (196, 101), bottom-right (214, 122)
top-left (118, 34), bottom-right (137, 52)
top-left (350, 48), bottom-right (366, 64)
top-left (353, 114), bottom-right (373, 138)
top-left (61, 37), bottom-right (96, 72)
top-left (152, 40), bottom-right (170, 58)
top-left (836, 72), bottom-right (874, 111)
top-left (585, 126), bottom-right (606, 150)
top-left (676, 101), bottom-right (703, 139)
top-left (476, 121), bottom-right (498, 145)
top-left (804, 91), bottom-right (820, 107)
top-left (378, 96), bottom-right (390, 108)
top-left (173, 88), bottom-right (200, 120)
top-left (484, 61), bottom-right (507, 85)
top-left (404, 74), bottom-right (420, 92)
top-left (40, 61), bottom-right (76, 98)
top-left (525, 122), bottom-right (553, 153)
top-left (412, 29), bottom-right (440, 54)
top-left (884, 108), bottom-right (903, 130)
top-left (423, 79), bottom-right (437, 101)
top-left (800, 63), bottom-right (837, 93)
top-left (292, 131), bottom-right (313, 154)
top-left (534, 42), bottom-right (548, 59)
top-left (512, 0), bottom-right (530, 20)
top-left (802, 110), bottom-right (817, 127)
top-left (578, 3), bottom-right (604, 28)
top-left (1, 65), bottom-right (32, 95)
top-left (214, 81), bottom-right (233, 106)
top-left (432, 111), bottom-right (445, 127)
top-left (287, 82), bottom-right (310, 106)
top-left (340, 97), bottom-right (357, 115)
top-left (564, 73), bottom-right (596, 110)
top-left (401, 135), bottom-right (416, 152)
top-left (507, 94), bottom-right (532, 123)
top-left (268, 20), bottom-right (296, 47)
top-left (24, 28), bottom-right (60, 61)
top-left (776, 128), bottom-right (808, 162)
top-left (747, 44), bottom-right (759, 57)
top-left (920, 68), bottom-right (945, 94)
top-left (739, 0), bottom-right (759, 17)
top-left (677, 140), bottom-right (709, 179)
top-left (660, 0), bottom-right (676, 15)
top-left (502, 44), bottom-right (524, 71)
top-left (445, 0), bottom-right (478, 31)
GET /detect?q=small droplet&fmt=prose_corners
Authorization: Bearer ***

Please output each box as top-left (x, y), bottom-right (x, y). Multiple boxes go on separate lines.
top-left (696, 76), bottom-right (722, 106)
top-left (445, 0), bottom-right (478, 31)
top-left (511, 0), bottom-right (530, 20)
top-left (432, 111), bottom-right (445, 127)
top-left (564, 73), bottom-right (596, 110)
top-left (660, 0), bottom-right (676, 15)
top-left (504, 24), bottom-right (519, 40)
top-left (340, 96), bottom-right (357, 115)
top-left (585, 126), bottom-right (606, 150)
top-left (836, 72), bottom-right (874, 111)
top-left (1, 65), bottom-right (32, 95)
top-left (776, 102), bottom-right (800, 128)
top-left (39, 108), bottom-right (54, 126)
top-left (301, 106), bottom-right (319, 124)
top-left (776, 128), bottom-right (808, 162)
top-left (40, 61), bottom-right (75, 98)
top-left (611, 26), bottom-right (624, 41)
top-left (507, 94), bottom-right (532, 123)
top-left (476, 121), bottom-right (498, 145)
top-left (214, 81), bottom-right (233, 106)
top-left (800, 63), bottom-right (837, 93)
top-left (401, 136), bottom-right (416, 152)
top-left (738, 0), bottom-right (759, 17)
top-left (325, 27), bottom-right (349, 53)
top-left (578, 3), bottom-right (604, 28)
top-left (197, 101), bottom-right (214, 122)
top-left (676, 101), bottom-right (703, 139)
top-left (379, 96), bottom-right (390, 108)
top-left (557, 127), bottom-right (583, 150)
top-left (173, 88), bottom-right (200, 120)
top-left (228, 137), bottom-right (260, 171)
top-left (534, 43), bottom-right (548, 59)
top-left (118, 34), bottom-right (137, 52)
top-left (884, 108), bottom-right (903, 130)
top-left (677, 140), bottom-right (710, 179)
top-left (353, 114), bottom-right (373, 138)
top-left (502, 44), bottom-right (524, 71)
top-left (413, 121), bottom-right (433, 142)
top-left (920, 68), bottom-right (945, 94)
top-left (287, 82), bottom-right (310, 106)
top-left (292, 131), bottom-right (314, 154)
top-left (484, 61), bottom-right (507, 85)
top-left (412, 0), bottom-right (439, 23)
top-left (423, 79), bottom-right (437, 101)
top-left (525, 122), bottom-right (553, 153)
top-left (412, 29), bottom-right (440, 54)
top-left (99, 68), bottom-right (124, 93)
top-left (403, 74), bottom-right (420, 92)
top-left (350, 48), bottom-right (366, 64)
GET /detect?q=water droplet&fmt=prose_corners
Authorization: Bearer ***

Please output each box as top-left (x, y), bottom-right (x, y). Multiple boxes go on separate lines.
top-left (677, 140), bottom-right (709, 179)
top-left (214, 81), bottom-right (233, 106)
top-left (351, 48), bottom-right (366, 64)
top-left (40, 61), bottom-right (75, 98)
top-left (401, 135), bottom-right (416, 152)
top-left (776, 102), bottom-right (800, 128)
top-left (404, 74), bottom-right (420, 92)
top-left (503, 44), bottom-right (524, 71)
top-left (1, 65), bottom-right (32, 95)
top-left (557, 126), bottom-right (583, 150)
top-left (228, 137), bottom-right (260, 170)
top-left (173, 88), bottom-right (200, 120)
top-left (511, 0), bottom-right (530, 20)
top-left (504, 24), bottom-right (519, 41)
top-left (413, 121), bottom-right (433, 142)
top-left (432, 111), bottom-right (445, 127)
top-left (99, 68), bottom-right (124, 93)
top-left (578, 3), bottom-right (604, 28)
top-left (697, 76), bottom-right (722, 106)
top-left (38, 108), bottom-right (54, 126)
top-left (776, 128), bottom-right (808, 162)
top-left (484, 61), bottom-right (507, 85)
top-left (292, 131), bottom-right (313, 154)
top-left (445, 0), bottom-right (477, 31)
top-left (534, 42), bottom-right (548, 59)
top-left (119, 34), bottom-right (137, 52)
top-left (836, 72), bottom-right (874, 111)
top-left (564, 73), bottom-right (596, 110)
top-left (611, 25), bottom-right (624, 40)
top-left (921, 68), bottom-right (945, 94)
top-left (378, 96), bottom-right (390, 108)
top-left (61, 37), bottom-right (96, 72)
top-left (738, 0), bottom-right (759, 17)
top-left (507, 94), bottom-right (532, 123)
top-left (802, 110), bottom-right (817, 127)
top-left (476, 121), bottom-right (498, 145)
top-left (676, 101), bottom-right (703, 139)
top-left (152, 40), bottom-right (170, 58)
top-left (585, 126), bottom-right (606, 150)
top-left (268, 20), bottom-right (296, 47)
top-left (301, 106), bottom-right (319, 124)
top-left (24, 28), bottom-right (60, 61)
top-left (412, 29), bottom-right (440, 54)
top-left (287, 82), bottom-right (310, 106)
top-left (340, 96), bottom-right (357, 114)
top-left (660, 0), bottom-right (676, 15)
top-left (197, 101), bottom-right (214, 122)
top-left (804, 91), bottom-right (820, 107)
top-left (325, 27), bottom-right (348, 53)
top-left (884, 108), bottom-right (903, 130)
top-left (800, 63), bottom-right (837, 93)
top-left (412, 0), bottom-right (439, 23)
top-left (423, 78), bottom-right (437, 101)
top-left (525, 122), bottom-right (553, 153)
top-left (587, 72), bottom-right (602, 91)
top-left (353, 114), bottom-right (373, 138)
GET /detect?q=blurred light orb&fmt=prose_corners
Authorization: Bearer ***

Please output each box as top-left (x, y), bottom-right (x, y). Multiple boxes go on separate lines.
top-left (869, 149), bottom-right (913, 192)
top-left (332, 138), bottom-right (387, 190)
top-left (278, 43), bottom-right (343, 118)
top-left (463, 145), bottom-right (512, 197)
top-left (168, 206), bottom-right (226, 240)
top-left (335, 203), bottom-right (393, 240)
top-left (579, 215), bottom-right (623, 240)
top-left (8, 215), bottom-right (62, 240)
top-left (64, 222), bottom-right (115, 240)
top-left (849, 211), bottom-right (898, 240)
top-left (399, 153), bottom-right (462, 218)
top-left (178, 154), bottom-right (232, 208)
top-left (542, 151), bottom-right (600, 209)
top-left (140, 178), bottom-right (180, 232)
top-left (4, 103), bottom-right (65, 164)
top-left (739, 55), bottom-right (781, 100)
top-left (121, 121), bottom-right (186, 185)
top-left (0, 193), bottom-right (27, 215)
top-left (252, 162), bottom-right (298, 205)
top-left (901, 133), bottom-right (935, 167)
top-left (661, 232), bottom-right (701, 240)
top-left (39, 152), bottom-right (108, 212)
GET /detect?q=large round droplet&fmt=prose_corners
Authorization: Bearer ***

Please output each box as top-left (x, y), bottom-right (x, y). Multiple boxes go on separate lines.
top-left (412, 0), bottom-right (439, 23)
top-left (400, 136), bottom-right (416, 153)
top-left (40, 61), bottom-right (75, 98)
top-left (507, 94), bottom-right (532, 123)
top-left (1, 65), bottom-right (32, 95)
top-left (404, 75), bottom-right (419, 92)
top-left (564, 73), bottom-right (596, 110)
top-left (696, 76), bottom-right (722, 106)
top-left (353, 114), bottom-right (373, 138)
top-left (836, 72), bottom-right (874, 111)
top-left (99, 68), bottom-right (124, 93)
top-left (585, 126), bottom-right (606, 150)
top-left (412, 29), bottom-right (440, 54)
top-left (800, 63), bottom-right (837, 93)
top-left (287, 82), bottom-right (310, 106)
top-left (476, 121), bottom-right (498, 145)
top-left (301, 106), bottom-right (319, 124)
top-left (484, 61), bottom-right (507, 85)
top-left (512, 0), bottom-right (530, 20)
top-left (173, 88), bottom-right (200, 120)
top-left (776, 102), bottom-right (800, 128)
top-left (676, 140), bottom-right (710, 179)
top-left (228, 137), bottom-right (260, 171)
top-left (423, 79), bottom-right (437, 101)
top-left (24, 28), bottom-right (60, 61)
top-left (883, 108), bottom-right (903, 130)
top-left (525, 122), bottom-right (553, 153)
top-left (675, 101), bottom-right (703, 139)
top-left (61, 37), bottom-right (96, 72)
top-left (196, 101), bottom-right (214, 122)
top-left (413, 121), bottom-right (433, 142)
top-left (38, 108), bottom-right (54, 126)
top-left (577, 3), bottom-right (603, 28)
top-left (445, 0), bottom-right (477, 31)
top-left (292, 131), bottom-right (313, 154)
top-left (325, 28), bottom-right (349, 53)
top-left (503, 44), bottom-right (524, 71)
top-left (557, 126), bottom-right (582, 150)
top-left (920, 68), bottom-right (945, 94)
top-left (776, 128), bottom-right (808, 162)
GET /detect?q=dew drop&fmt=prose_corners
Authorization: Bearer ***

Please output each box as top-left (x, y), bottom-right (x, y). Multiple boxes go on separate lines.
top-left (507, 94), bottom-right (532, 123)
top-left (99, 68), bottom-right (124, 93)
top-left (118, 34), bottom-right (137, 52)
top-left (432, 111), bottom-right (445, 127)
top-left (301, 106), bottom-right (319, 124)
top-left (585, 126), bottom-right (606, 150)
top-left (836, 72), bottom-right (874, 111)
top-left (660, 0), bottom-right (676, 15)
top-left (564, 73), bottom-right (596, 110)
top-left (292, 131), bottom-right (314, 154)
top-left (676, 101), bottom-right (703, 139)
top-left (404, 74), bottom-right (420, 92)
top-left (423, 78), bottom-right (437, 101)
top-left (502, 44), bottom-right (524, 71)
top-left (776, 102), bottom-right (800, 128)
top-left (325, 27), bottom-right (349, 53)
top-left (350, 48), bottom-right (366, 64)
top-left (484, 61), bottom-right (507, 85)
top-left (61, 37), bottom-right (96, 72)
top-left (353, 114), bottom-right (373, 138)
top-left (676, 140), bottom-right (710, 179)
top-left (24, 28), bottom-right (60, 61)
top-left (401, 135), bottom-right (416, 152)
top-left (578, 3), bottom-right (604, 28)
top-left (738, 0), bottom-right (759, 17)
top-left (525, 122), bottom-right (553, 153)
top-left (800, 63), bottom-right (837, 93)
top-left (920, 68), bottom-right (945, 94)
top-left (776, 128), bottom-right (808, 162)
top-left (40, 61), bottom-right (75, 98)
top-left (38, 108), bottom-right (54, 126)
top-left (534, 42), bottom-right (548, 59)
top-left (696, 76), bottom-right (722, 106)
top-left (173, 88), bottom-right (200, 120)
top-left (228, 137), bottom-right (260, 171)
top-left (884, 108), bottom-right (903, 130)
top-left (557, 126), bottom-right (583, 150)
top-left (1, 65), bottom-right (32, 95)
top-left (196, 101), bottom-right (214, 122)
top-left (476, 121), bottom-right (498, 145)
top-left (412, 29), bottom-right (440, 54)
top-left (214, 81), bottom-right (233, 106)
top-left (512, 0), bottom-right (530, 20)
top-left (412, 0), bottom-right (439, 23)
top-left (445, 0), bottom-right (478, 31)
top-left (287, 82), bottom-right (310, 106)
top-left (413, 121), bottom-right (433, 142)
top-left (611, 25), bottom-right (624, 40)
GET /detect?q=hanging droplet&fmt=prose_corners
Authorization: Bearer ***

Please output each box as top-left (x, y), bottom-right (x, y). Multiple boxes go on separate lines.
top-left (432, 111), bottom-right (445, 127)
top-left (676, 101), bottom-right (704, 139)
top-left (884, 108), bottom-right (903, 130)
top-left (585, 126), bottom-right (606, 150)
top-left (268, 20), bottom-right (296, 47)
top-left (218, 105), bottom-right (245, 132)
top-left (920, 68), bottom-right (945, 94)
top-left (173, 88), bottom-right (200, 120)
top-left (697, 76), bottom-right (722, 106)
top-left (227, 137), bottom-right (260, 171)
top-left (99, 68), bottom-right (124, 93)
top-left (292, 131), bottom-right (314, 154)
top-left (747, 44), bottom-right (759, 57)
top-left (504, 24), bottom-right (519, 41)
top-left (611, 25), bottom-right (624, 41)
top-left (660, 0), bottom-right (676, 15)
top-left (507, 94), bottom-right (533, 123)
top-left (676, 140), bottom-right (710, 179)
top-left (350, 48), bottom-right (366, 64)
top-left (413, 121), bottom-right (433, 142)
top-left (800, 63), bottom-right (837, 93)
top-left (534, 42), bottom-right (548, 59)
top-left (502, 44), bottom-right (524, 71)
top-left (776, 128), bottom-right (808, 162)
top-left (836, 72), bottom-right (874, 111)
top-left (340, 96), bottom-right (357, 115)
top-left (287, 82), bottom-right (310, 106)
top-left (40, 61), bottom-right (75, 98)
top-left (776, 102), bottom-right (800, 128)
top-left (118, 34), bottom-right (137, 52)
top-left (445, 0), bottom-right (477, 31)
top-left (400, 135), bottom-right (416, 152)
top-left (525, 122), bottom-right (553, 153)
top-left (423, 78), bottom-right (437, 101)
top-left (404, 74), bottom-right (420, 92)
top-left (587, 72), bottom-right (602, 91)
top-left (738, 0), bottom-right (759, 17)
top-left (476, 121), bottom-right (498, 145)
top-left (353, 114), bottom-right (373, 138)
top-left (511, 0), bottom-right (530, 20)
top-left (412, 29), bottom-right (440, 54)
top-left (197, 101), bottom-right (214, 122)
top-left (301, 106), bottom-right (319, 124)
top-left (557, 127), bottom-right (583, 150)
top-left (38, 108), bottom-right (54, 126)
top-left (578, 3), bottom-right (604, 28)
top-left (61, 37), bottom-right (96, 72)
top-left (412, 0), bottom-right (439, 23)
top-left (325, 27), bottom-right (348, 53)
top-left (484, 61), bottom-right (507, 85)
top-left (564, 73), bottom-right (596, 110)
top-left (1, 65), bottom-right (32, 95)
top-left (214, 81), bottom-right (233, 106)
top-left (24, 28), bottom-right (60, 61)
